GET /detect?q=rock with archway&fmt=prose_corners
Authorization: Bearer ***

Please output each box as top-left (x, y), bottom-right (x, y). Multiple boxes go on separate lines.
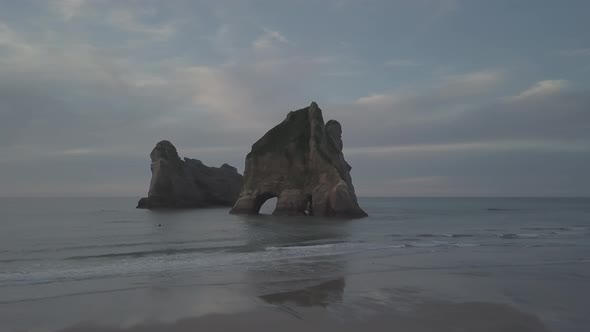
top-left (137, 140), bottom-right (243, 209)
top-left (230, 102), bottom-right (367, 218)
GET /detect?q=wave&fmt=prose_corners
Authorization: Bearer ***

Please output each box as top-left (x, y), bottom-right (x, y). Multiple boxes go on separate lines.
top-left (17, 241), bottom-right (190, 254)
top-left (265, 242), bottom-right (352, 252)
top-left (486, 208), bottom-right (521, 212)
top-left (521, 227), bottom-right (570, 231)
top-left (0, 243), bottom-right (362, 287)
top-left (499, 233), bottom-right (540, 239)
top-left (527, 243), bottom-right (580, 248)
top-left (108, 220), bottom-right (142, 224)
top-left (405, 242), bottom-right (480, 248)
top-left (452, 243), bottom-right (480, 247)
top-left (1, 238), bottom-right (495, 288)
top-left (8, 238), bottom-right (241, 255)
top-left (0, 258), bottom-right (40, 264)
top-left (66, 244), bottom-right (250, 261)
top-left (417, 233), bottom-right (475, 238)
top-left (371, 244), bottom-right (406, 249)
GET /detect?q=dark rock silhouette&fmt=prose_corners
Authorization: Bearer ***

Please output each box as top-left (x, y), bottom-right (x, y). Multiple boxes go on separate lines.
top-left (230, 102), bottom-right (367, 217)
top-left (137, 140), bottom-right (242, 209)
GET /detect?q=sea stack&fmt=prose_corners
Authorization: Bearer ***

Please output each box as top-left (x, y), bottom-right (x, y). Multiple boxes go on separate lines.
top-left (230, 102), bottom-right (367, 218)
top-left (137, 140), bottom-right (242, 209)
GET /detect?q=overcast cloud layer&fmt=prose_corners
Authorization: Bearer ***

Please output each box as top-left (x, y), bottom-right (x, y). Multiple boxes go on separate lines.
top-left (1, 0), bottom-right (589, 197)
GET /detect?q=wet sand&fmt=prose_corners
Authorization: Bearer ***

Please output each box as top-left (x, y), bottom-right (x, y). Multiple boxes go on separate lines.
top-left (56, 300), bottom-right (549, 332)
top-left (50, 273), bottom-right (552, 332)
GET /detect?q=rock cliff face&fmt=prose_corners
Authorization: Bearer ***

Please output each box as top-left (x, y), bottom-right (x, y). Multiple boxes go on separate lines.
top-left (230, 102), bottom-right (367, 218)
top-left (137, 140), bottom-right (242, 209)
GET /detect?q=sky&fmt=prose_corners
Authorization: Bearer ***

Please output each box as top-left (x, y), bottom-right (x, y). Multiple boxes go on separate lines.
top-left (0, 0), bottom-right (589, 197)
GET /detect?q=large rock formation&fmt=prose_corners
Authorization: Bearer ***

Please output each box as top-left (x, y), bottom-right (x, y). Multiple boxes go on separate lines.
top-left (137, 140), bottom-right (242, 209)
top-left (230, 102), bottom-right (367, 218)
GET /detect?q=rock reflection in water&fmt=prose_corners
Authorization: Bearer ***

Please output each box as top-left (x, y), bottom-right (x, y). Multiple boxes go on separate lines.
top-left (259, 278), bottom-right (345, 307)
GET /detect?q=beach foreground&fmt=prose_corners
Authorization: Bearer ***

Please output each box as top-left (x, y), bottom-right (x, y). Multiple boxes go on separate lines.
top-left (1, 197), bottom-right (588, 331)
top-left (56, 301), bottom-right (549, 332)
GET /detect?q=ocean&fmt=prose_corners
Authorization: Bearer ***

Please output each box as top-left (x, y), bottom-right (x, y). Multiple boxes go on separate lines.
top-left (0, 197), bottom-right (589, 332)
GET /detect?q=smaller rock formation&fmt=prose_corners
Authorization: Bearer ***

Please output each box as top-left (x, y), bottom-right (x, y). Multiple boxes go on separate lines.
top-left (230, 102), bottom-right (367, 218)
top-left (137, 140), bottom-right (242, 209)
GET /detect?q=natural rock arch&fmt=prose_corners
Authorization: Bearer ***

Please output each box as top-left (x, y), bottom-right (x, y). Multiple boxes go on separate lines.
top-left (230, 102), bottom-right (367, 218)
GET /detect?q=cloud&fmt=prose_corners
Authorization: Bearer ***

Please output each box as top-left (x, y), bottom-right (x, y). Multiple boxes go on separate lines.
top-left (509, 80), bottom-right (569, 102)
top-left (422, 0), bottom-right (460, 16)
top-left (172, 50), bottom-right (360, 128)
top-left (0, 18), bottom-right (191, 154)
top-left (355, 93), bottom-right (396, 107)
top-left (105, 7), bottom-right (176, 41)
top-left (355, 176), bottom-right (452, 196)
top-left (384, 59), bottom-right (421, 67)
top-left (209, 24), bottom-right (239, 58)
top-left (436, 70), bottom-right (504, 95)
top-left (0, 23), bottom-right (36, 58)
top-left (344, 139), bottom-right (590, 157)
top-left (342, 74), bottom-right (588, 148)
top-left (332, 0), bottom-right (353, 8)
top-left (50, 1), bottom-right (176, 41)
top-left (176, 65), bottom-right (257, 123)
top-left (558, 48), bottom-right (590, 57)
top-left (354, 69), bottom-right (505, 122)
top-left (51, 0), bottom-right (87, 20)
top-left (320, 70), bottom-right (364, 77)
top-left (252, 28), bottom-right (288, 51)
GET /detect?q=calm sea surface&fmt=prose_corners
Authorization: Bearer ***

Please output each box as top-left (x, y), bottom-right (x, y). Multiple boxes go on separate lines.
top-left (1, 197), bottom-right (589, 331)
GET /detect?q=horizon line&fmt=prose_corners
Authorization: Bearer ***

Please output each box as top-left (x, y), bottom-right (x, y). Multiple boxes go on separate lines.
top-left (0, 195), bottom-right (588, 199)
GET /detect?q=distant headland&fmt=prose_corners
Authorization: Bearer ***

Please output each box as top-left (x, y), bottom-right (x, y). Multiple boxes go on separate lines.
top-left (137, 140), bottom-right (242, 209)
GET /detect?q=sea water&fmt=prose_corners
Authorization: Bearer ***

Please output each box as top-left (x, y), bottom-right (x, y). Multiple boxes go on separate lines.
top-left (0, 197), bottom-right (589, 331)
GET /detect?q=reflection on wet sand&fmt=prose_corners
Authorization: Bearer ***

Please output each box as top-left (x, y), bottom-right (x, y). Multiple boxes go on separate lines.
top-left (55, 300), bottom-right (550, 332)
top-left (240, 214), bottom-right (349, 310)
top-left (259, 278), bottom-right (345, 307)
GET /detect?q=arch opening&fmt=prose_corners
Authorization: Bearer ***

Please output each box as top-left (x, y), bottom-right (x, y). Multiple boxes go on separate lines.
top-left (254, 192), bottom-right (278, 215)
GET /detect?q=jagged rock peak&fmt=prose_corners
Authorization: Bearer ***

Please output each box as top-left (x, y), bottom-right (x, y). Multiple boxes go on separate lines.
top-left (150, 140), bottom-right (181, 162)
